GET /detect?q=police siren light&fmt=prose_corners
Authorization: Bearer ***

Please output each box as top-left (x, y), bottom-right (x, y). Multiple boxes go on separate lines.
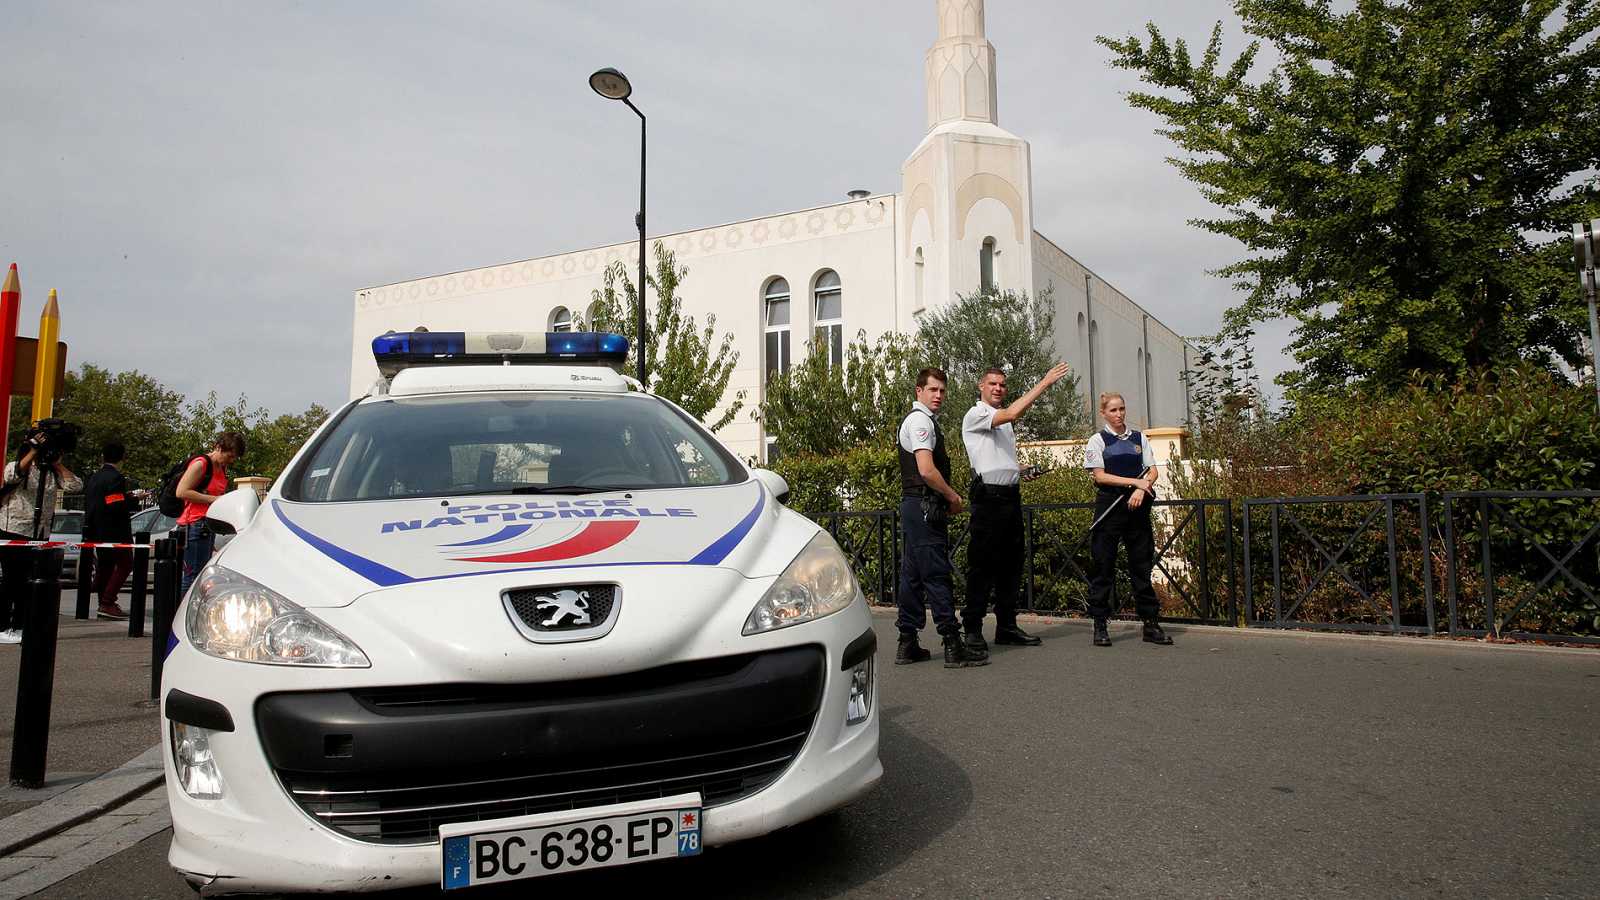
top-left (371, 331), bottom-right (630, 376)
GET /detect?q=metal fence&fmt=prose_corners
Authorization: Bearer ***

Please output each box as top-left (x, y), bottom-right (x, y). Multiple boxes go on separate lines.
top-left (1242, 494), bottom-right (1434, 635)
top-left (1441, 490), bottom-right (1600, 644)
top-left (805, 489), bottom-right (1600, 643)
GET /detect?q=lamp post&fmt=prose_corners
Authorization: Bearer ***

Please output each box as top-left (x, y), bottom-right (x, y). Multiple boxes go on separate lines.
top-left (1570, 221), bottom-right (1600, 416)
top-left (589, 67), bottom-right (648, 387)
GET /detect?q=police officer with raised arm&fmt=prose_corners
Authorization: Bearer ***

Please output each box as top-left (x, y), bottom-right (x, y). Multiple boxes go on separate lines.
top-left (960, 362), bottom-right (1071, 659)
top-left (895, 367), bottom-right (985, 668)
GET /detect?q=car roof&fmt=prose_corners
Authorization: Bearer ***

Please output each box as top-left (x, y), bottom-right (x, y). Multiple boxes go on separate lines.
top-left (383, 364), bottom-right (632, 398)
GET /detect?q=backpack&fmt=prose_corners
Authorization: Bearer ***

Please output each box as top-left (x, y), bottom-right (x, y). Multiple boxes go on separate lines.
top-left (157, 455), bottom-right (212, 518)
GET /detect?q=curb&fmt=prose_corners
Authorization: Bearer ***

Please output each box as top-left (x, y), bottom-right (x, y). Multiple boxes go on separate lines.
top-left (867, 606), bottom-right (1600, 658)
top-left (0, 744), bottom-right (164, 858)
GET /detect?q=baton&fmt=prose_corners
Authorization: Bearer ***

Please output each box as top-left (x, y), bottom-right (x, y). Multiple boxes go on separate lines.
top-left (1086, 465), bottom-right (1153, 534)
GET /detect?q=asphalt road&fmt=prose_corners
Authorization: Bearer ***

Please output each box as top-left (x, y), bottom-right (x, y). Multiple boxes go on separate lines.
top-left (32, 614), bottom-right (1600, 899)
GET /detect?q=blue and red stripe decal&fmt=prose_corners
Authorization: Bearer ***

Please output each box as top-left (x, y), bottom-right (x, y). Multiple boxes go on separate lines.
top-left (270, 483), bottom-right (766, 587)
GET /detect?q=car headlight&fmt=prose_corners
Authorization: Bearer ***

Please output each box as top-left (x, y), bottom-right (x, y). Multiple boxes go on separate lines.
top-left (185, 565), bottom-right (370, 667)
top-left (743, 531), bottom-right (861, 635)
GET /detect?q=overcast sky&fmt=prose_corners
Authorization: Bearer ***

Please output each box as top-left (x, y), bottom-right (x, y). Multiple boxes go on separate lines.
top-left (2, 0), bottom-right (1289, 415)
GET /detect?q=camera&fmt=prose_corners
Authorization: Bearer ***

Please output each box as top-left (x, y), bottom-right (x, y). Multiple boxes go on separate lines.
top-left (24, 418), bottom-right (81, 466)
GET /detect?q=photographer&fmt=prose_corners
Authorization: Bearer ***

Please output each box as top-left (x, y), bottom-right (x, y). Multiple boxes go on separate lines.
top-left (0, 423), bottom-right (83, 644)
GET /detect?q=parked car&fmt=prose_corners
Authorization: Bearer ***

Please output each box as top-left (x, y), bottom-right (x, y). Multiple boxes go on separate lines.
top-left (130, 506), bottom-right (179, 539)
top-left (131, 505), bottom-right (233, 553)
top-left (49, 509), bottom-right (83, 583)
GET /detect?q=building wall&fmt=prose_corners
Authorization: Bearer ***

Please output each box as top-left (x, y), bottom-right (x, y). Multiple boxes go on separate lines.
top-left (349, 194), bottom-right (898, 461)
top-left (1032, 232), bottom-right (1194, 431)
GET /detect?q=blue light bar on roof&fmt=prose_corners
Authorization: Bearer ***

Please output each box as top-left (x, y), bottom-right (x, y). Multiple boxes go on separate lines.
top-left (371, 331), bottom-right (630, 376)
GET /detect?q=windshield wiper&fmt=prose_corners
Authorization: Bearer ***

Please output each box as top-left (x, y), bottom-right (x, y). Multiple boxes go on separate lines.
top-left (510, 484), bottom-right (603, 495)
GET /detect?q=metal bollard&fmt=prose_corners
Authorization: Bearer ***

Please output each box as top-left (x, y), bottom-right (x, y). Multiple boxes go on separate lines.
top-left (128, 534), bottom-right (150, 639)
top-left (10, 548), bottom-right (65, 787)
top-left (150, 539), bottom-right (180, 700)
top-left (74, 546), bottom-right (93, 620)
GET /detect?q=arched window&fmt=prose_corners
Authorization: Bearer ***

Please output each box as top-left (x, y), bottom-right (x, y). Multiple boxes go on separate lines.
top-left (549, 307), bottom-right (573, 332)
top-left (583, 301), bottom-right (604, 331)
top-left (812, 269), bottom-right (843, 367)
top-left (914, 247), bottom-right (925, 313)
top-left (980, 237), bottom-right (997, 292)
top-left (763, 278), bottom-right (791, 379)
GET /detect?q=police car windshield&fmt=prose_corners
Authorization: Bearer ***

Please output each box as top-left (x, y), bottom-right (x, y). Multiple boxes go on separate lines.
top-left (285, 393), bottom-right (744, 503)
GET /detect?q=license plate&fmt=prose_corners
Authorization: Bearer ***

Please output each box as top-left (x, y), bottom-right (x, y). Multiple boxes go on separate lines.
top-left (440, 793), bottom-right (702, 889)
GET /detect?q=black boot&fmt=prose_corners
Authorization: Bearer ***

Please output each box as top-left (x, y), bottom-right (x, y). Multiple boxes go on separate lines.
top-left (896, 632), bottom-right (931, 665)
top-left (994, 624), bottom-right (1042, 646)
top-left (1092, 620), bottom-right (1112, 647)
top-left (944, 633), bottom-right (989, 668)
top-left (963, 630), bottom-right (990, 660)
top-left (1142, 622), bottom-right (1174, 645)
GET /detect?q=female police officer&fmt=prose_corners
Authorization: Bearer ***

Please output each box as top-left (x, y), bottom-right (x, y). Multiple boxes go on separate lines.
top-left (1082, 392), bottom-right (1173, 647)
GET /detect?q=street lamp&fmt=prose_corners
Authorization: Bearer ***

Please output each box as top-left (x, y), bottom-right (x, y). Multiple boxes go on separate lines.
top-left (590, 67), bottom-right (648, 387)
top-left (1570, 221), bottom-right (1600, 416)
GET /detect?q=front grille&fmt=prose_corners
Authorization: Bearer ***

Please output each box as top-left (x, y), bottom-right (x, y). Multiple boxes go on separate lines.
top-left (505, 583), bottom-right (616, 632)
top-left (260, 648), bottom-right (824, 845)
top-left (280, 722), bottom-right (809, 844)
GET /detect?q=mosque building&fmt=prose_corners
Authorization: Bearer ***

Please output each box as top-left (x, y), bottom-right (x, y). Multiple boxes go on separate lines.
top-left (349, 0), bottom-right (1198, 461)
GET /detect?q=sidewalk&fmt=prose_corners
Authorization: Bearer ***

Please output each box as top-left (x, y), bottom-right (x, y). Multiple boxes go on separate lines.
top-left (0, 604), bottom-right (164, 820)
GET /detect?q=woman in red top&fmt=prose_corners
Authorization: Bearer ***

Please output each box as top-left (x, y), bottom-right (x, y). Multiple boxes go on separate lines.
top-left (176, 431), bottom-right (245, 596)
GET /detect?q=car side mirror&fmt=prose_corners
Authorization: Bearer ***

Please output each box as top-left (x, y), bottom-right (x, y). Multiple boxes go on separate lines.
top-left (751, 468), bottom-right (790, 505)
top-left (205, 487), bottom-right (261, 536)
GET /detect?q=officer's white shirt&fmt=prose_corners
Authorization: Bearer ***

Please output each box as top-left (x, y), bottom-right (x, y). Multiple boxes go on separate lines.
top-left (898, 401), bottom-right (938, 454)
top-left (962, 401), bottom-right (1020, 486)
top-left (1082, 425), bottom-right (1157, 470)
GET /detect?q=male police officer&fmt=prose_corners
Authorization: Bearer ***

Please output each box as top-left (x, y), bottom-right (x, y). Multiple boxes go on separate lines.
top-left (960, 362), bottom-right (1071, 659)
top-left (896, 367), bottom-right (985, 668)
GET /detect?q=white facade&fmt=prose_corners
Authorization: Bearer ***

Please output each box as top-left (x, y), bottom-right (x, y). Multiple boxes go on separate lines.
top-left (350, 0), bottom-right (1197, 461)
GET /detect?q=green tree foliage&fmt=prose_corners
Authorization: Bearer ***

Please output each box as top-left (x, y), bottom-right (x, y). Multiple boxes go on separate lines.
top-left (915, 287), bottom-right (1086, 439)
top-left (29, 365), bottom-right (184, 487)
top-left (246, 405), bottom-right (333, 484)
top-left (757, 331), bottom-right (920, 457)
top-left (7, 365), bottom-right (330, 489)
top-left (590, 242), bottom-right (745, 432)
top-left (1100, 1), bottom-right (1600, 398)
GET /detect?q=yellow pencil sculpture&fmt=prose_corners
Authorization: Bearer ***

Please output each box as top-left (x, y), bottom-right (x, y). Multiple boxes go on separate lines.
top-left (31, 288), bottom-right (59, 421)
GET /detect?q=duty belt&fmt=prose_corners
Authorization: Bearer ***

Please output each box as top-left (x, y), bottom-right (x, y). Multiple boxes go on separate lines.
top-left (973, 480), bottom-right (1021, 501)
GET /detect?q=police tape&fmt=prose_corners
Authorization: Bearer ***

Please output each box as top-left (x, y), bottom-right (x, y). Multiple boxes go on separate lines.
top-left (0, 540), bottom-right (153, 550)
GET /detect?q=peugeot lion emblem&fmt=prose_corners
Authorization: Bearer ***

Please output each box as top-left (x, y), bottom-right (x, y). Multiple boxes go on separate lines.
top-left (534, 589), bottom-right (592, 629)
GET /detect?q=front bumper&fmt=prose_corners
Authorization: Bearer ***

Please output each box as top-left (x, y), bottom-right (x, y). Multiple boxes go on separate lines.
top-left (163, 606), bottom-right (879, 894)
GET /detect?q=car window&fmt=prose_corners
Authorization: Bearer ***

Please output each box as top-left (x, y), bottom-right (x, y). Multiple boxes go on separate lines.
top-left (131, 508), bottom-right (174, 535)
top-left (286, 392), bottom-right (745, 503)
top-left (52, 512), bottom-right (83, 535)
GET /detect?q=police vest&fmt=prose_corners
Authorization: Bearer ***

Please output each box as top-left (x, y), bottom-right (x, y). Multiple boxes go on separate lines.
top-left (1098, 429), bottom-right (1146, 493)
top-left (899, 410), bottom-right (951, 498)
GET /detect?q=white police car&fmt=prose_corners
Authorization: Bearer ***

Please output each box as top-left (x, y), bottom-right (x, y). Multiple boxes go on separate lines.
top-left (161, 332), bottom-right (880, 895)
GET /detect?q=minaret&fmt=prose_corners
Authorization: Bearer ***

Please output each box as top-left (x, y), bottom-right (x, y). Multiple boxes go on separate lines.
top-left (898, 0), bottom-right (1035, 329)
top-left (926, 0), bottom-right (998, 127)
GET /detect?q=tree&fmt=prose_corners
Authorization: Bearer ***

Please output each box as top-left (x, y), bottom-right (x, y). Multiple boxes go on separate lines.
top-left (590, 242), bottom-right (745, 432)
top-left (44, 365), bottom-right (185, 488)
top-left (173, 391), bottom-right (264, 470)
top-left (758, 330), bottom-right (921, 457)
top-left (914, 287), bottom-right (1087, 440)
top-left (247, 405), bottom-right (332, 482)
top-left (1100, 1), bottom-right (1600, 399)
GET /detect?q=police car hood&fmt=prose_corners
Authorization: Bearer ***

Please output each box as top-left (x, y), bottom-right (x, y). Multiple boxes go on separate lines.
top-left (240, 480), bottom-right (791, 608)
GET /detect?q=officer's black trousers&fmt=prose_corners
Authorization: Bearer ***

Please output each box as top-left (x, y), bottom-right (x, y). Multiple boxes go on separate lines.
top-left (963, 488), bottom-right (1023, 632)
top-left (1086, 490), bottom-right (1160, 623)
top-left (896, 497), bottom-right (960, 637)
